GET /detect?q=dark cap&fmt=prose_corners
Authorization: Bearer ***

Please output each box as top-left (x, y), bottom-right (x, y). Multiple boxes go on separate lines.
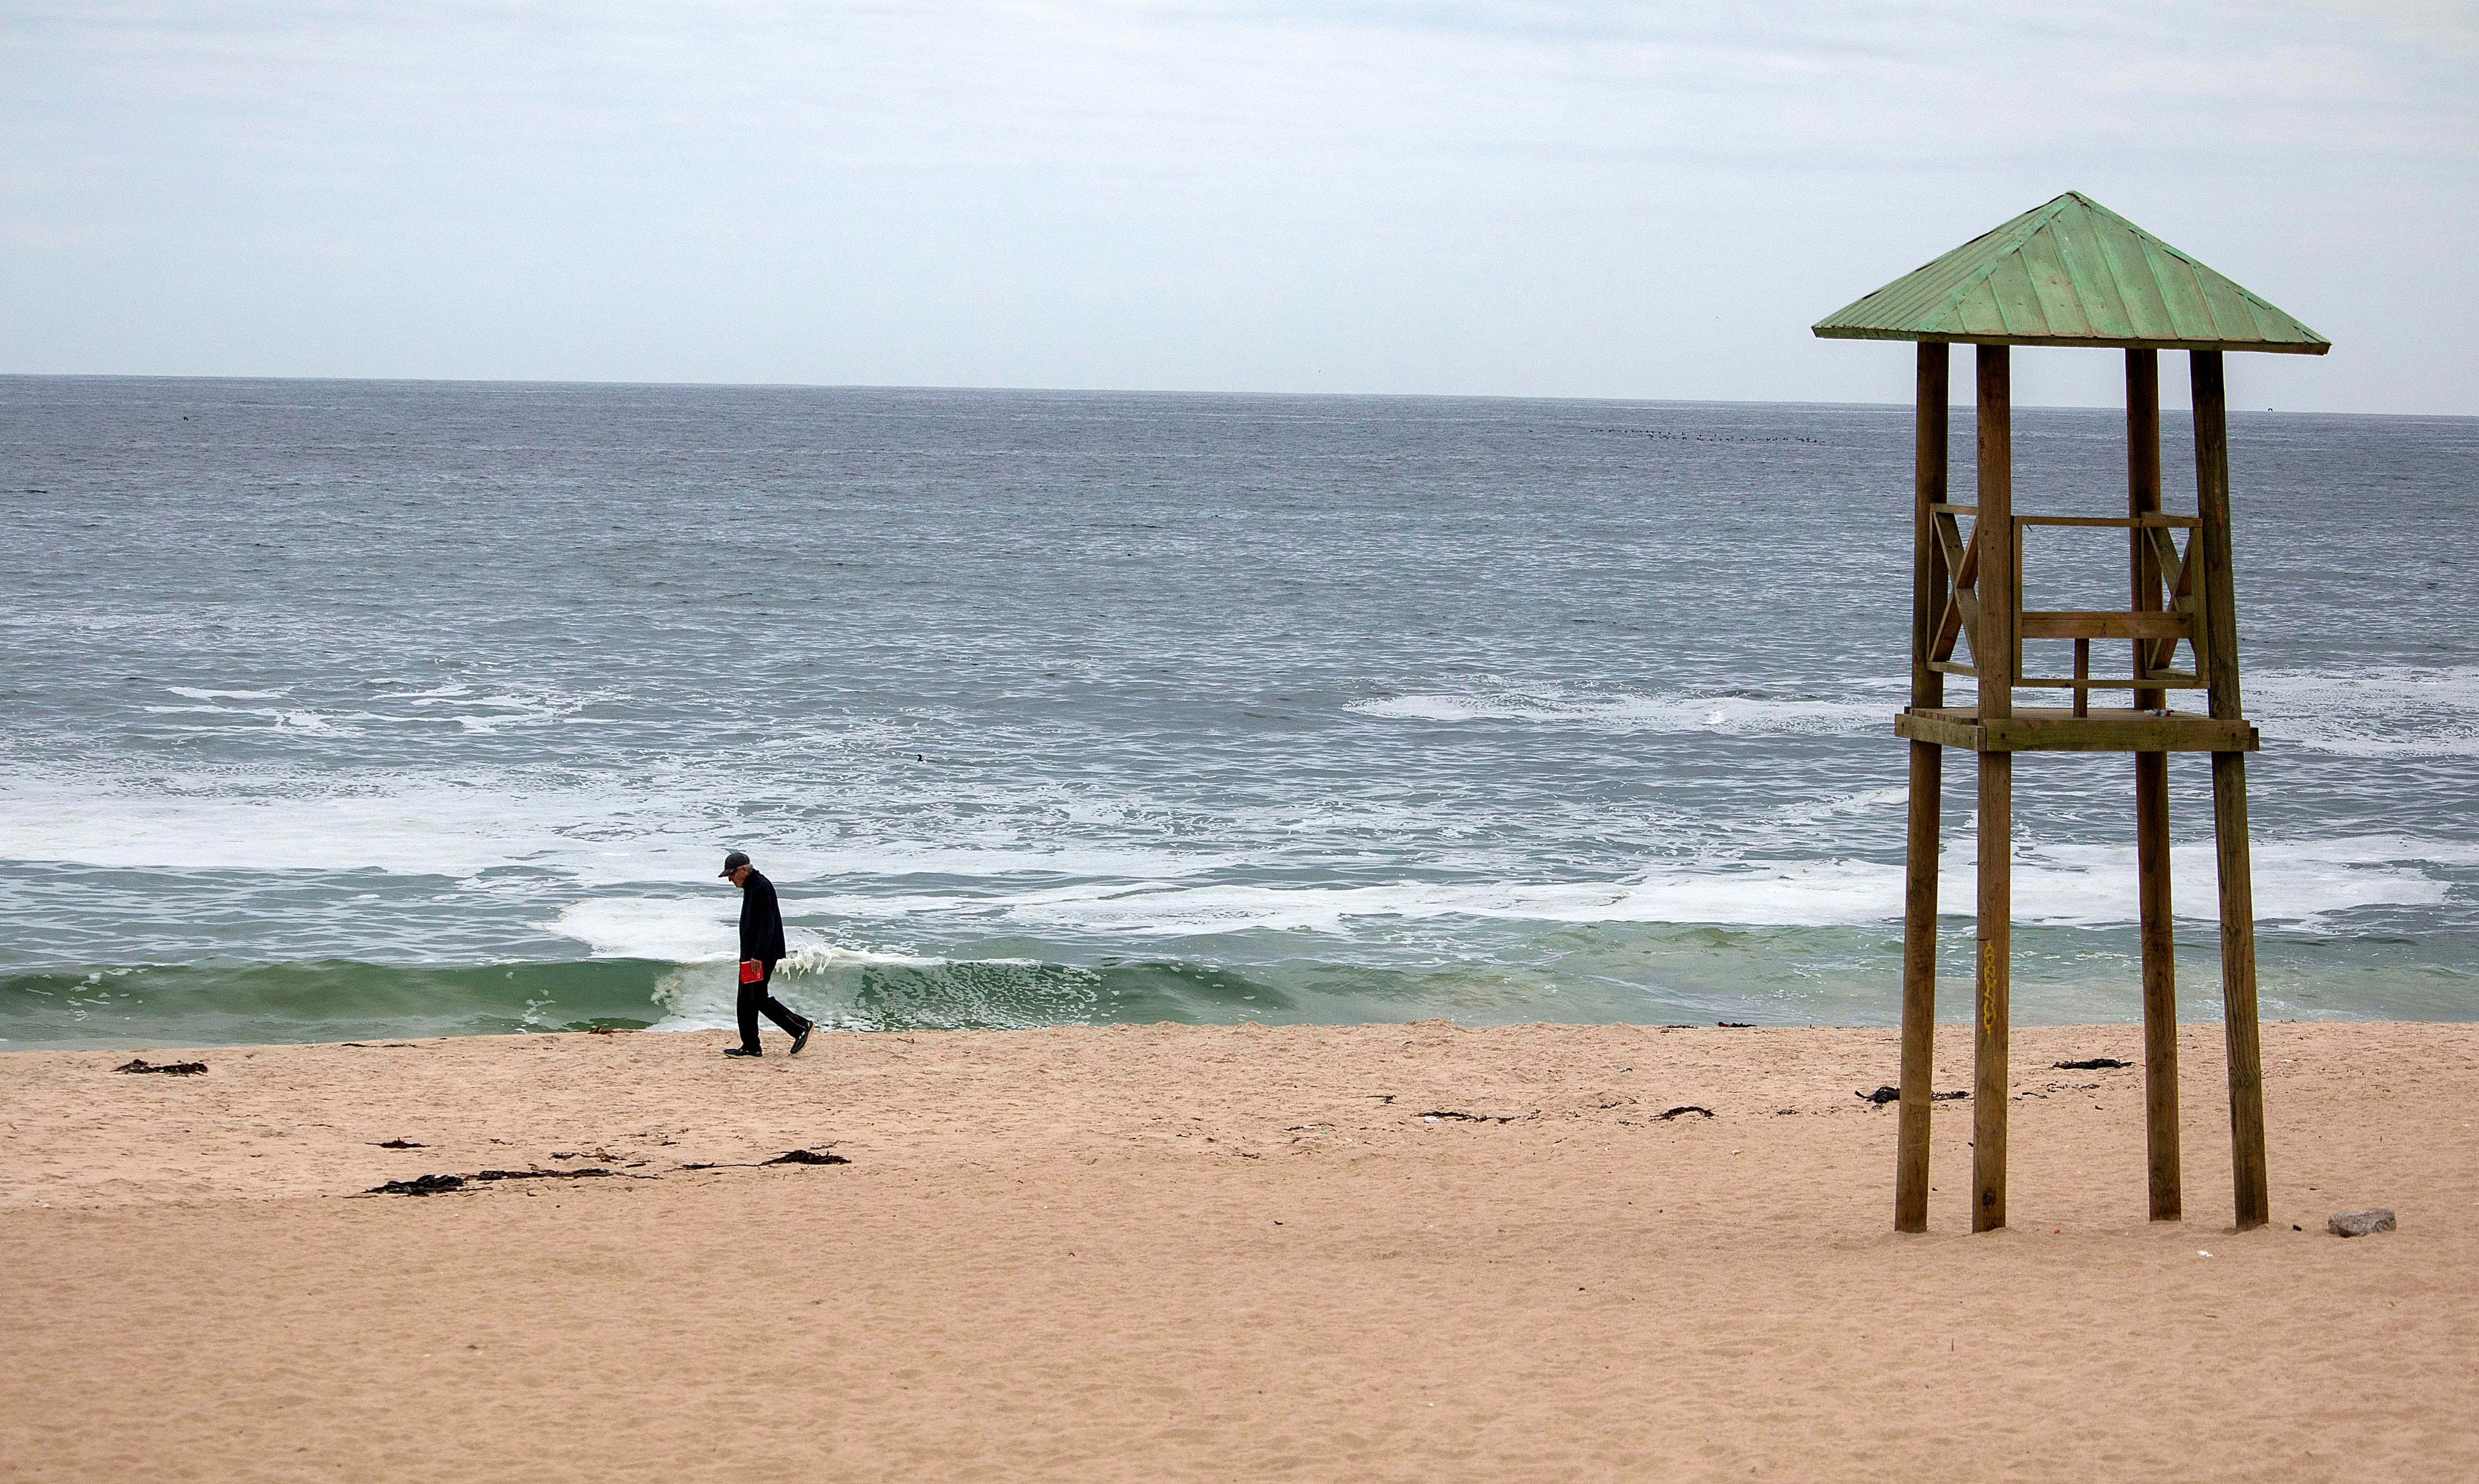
top-left (719, 850), bottom-right (751, 879)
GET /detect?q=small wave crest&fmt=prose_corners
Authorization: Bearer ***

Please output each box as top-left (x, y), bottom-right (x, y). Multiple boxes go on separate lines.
top-left (2249, 666), bottom-right (2479, 757)
top-left (1351, 668), bottom-right (2479, 759)
top-left (786, 831), bottom-right (2468, 937)
top-left (1350, 687), bottom-right (1889, 734)
top-left (15, 927), bottom-right (2468, 1050)
top-left (650, 949), bottom-right (1107, 1034)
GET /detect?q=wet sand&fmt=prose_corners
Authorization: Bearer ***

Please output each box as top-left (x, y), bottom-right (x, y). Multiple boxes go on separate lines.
top-left (2, 1019), bottom-right (2473, 1481)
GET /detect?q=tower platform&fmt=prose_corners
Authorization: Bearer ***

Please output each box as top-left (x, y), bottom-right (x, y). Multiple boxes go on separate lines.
top-left (1895, 705), bottom-right (2257, 754)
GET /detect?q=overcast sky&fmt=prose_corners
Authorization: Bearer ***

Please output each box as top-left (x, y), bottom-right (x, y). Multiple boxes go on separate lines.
top-left (4, 1), bottom-right (2472, 412)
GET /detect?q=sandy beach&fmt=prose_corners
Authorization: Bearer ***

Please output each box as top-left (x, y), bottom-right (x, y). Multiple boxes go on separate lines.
top-left (2, 1019), bottom-right (2472, 1482)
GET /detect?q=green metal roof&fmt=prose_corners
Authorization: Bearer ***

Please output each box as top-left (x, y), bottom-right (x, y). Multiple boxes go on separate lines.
top-left (1813, 192), bottom-right (2328, 354)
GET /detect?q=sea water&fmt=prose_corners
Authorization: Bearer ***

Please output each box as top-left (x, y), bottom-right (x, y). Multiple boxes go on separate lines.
top-left (2, 377), bottom-right (2473, 1047)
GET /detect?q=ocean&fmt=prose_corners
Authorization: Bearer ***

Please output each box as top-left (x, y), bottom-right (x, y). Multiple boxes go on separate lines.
top-left (3, 376), bottom-right (2473, 1048)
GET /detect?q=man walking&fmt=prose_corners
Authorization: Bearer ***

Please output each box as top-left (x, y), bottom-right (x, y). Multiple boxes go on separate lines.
top-left (719, 850), bottom-right (813, 1058)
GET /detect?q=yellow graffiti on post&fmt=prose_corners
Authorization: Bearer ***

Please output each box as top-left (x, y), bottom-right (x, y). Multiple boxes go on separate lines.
top-left (1977, 940), bottom-right (1998, 1034)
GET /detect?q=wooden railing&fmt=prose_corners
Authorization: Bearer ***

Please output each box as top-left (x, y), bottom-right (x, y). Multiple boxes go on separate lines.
top-left (1924, 504), bottom-right (2207, 708)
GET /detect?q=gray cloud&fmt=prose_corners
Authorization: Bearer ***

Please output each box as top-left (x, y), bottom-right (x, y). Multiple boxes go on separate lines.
top-left (3, 1), bottom-right (2472, 410)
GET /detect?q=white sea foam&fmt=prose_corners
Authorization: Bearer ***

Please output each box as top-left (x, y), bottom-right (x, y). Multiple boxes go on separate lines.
top-left (7, 752), bottom-right (2460, 943)
top-left (1352, 667), bottom-right (2479, 758)
top-left (0, 774), bottom-right (594, 878)
top-left (1955, 835), bottom-right (2466, 928)
top-left (545, 898), bottom-right (997, 965)
top-left (0, 767), bottom-right (1227, 889)
top-left (2248, 666), bottom-right (2479, 758)
top-left (137, 682), bottom-right (605, 739)
top-left (549, 897), bottom-right (741, 961)
top-left (778, 944), bottom-right (982, 972)
top-left (935, 866), bottom-right (1913, 933)
top-left (621, 937), bottom-right (1022, 1033)
top-left (793, 832), bottom-right (2467, 938)
top-left (142, 702), bottom-right (360, 734)
top-left (1766, 785), bottom-right (1912, 827)
top-left (644, 960), bottom-right (741, 1032)
top-left (1350, 688), bottom-right (1890, 735)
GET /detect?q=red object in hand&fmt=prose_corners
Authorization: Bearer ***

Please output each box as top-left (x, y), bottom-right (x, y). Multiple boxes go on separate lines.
top-left (739, 959), bottom-right (763, 984)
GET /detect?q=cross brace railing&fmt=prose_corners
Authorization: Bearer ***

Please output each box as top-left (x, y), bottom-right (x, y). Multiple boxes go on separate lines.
top-left (1926, 504), bottom-right (2207, 695)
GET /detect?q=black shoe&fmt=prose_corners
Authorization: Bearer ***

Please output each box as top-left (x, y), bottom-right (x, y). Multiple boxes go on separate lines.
top-left (789, 1020), bottom-right (814, 1057)
top-left (723, 1046), bottom-right (762, 1058)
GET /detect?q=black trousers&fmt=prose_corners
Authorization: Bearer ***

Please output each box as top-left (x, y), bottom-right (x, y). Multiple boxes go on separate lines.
top-left (737, 960), bottom-right (807, 1049)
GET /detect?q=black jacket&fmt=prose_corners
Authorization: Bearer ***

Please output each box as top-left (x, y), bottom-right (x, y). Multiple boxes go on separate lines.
top-left (738, 869), bottom-right (788, 965)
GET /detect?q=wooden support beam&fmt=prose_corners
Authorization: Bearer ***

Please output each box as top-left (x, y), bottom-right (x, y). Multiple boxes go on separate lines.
top-left (1895, 707), bottom-right (2256, 754)
top-left (1897, 341), bottom-right (1947, 1233)
top-left (1913, 343), bottom-right (1948, 713)
top-left (1973, 344), bottom-right (2013, 1233)
top-left (2137, 750), bottom-right (2180, 1218)
top-left (1898, 740), bottom-right (1940, 1232)
top-left (2211, 751), bottom-right (2266, 1227)
top-left (2015, 513), bottom-right (2199, 530)
top-left (1975, 752), bottom-right (2011, 1233)
top-left (2013, 673), bottom-right (2204, 692)
top-left (2130, 347), bottom-right (2163, 704)
top-left (1977, 347), bottom-right (2015, 726)
top-left (2128, 347), bottom-right (2182, 1221)
top-left (2192, 349), bottom-right (2270, 1230)
top-left (2019, 611), bottom-right (2189, 641)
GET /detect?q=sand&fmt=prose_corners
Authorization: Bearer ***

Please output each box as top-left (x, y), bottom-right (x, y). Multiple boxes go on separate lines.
top-left (2, 1018), bottom-right (2473, 1481)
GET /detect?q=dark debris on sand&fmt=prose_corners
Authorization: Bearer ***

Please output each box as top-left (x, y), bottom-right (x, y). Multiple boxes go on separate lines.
top-left (364, 1148), bottom-right (847, 1194)
top-left (368, 1174), bottom-right (467, 1196)
top-left (363, 1167), bottom-right (628, 1196)
top-left (2054, 1057), bottom-right (2133, 1070)
top-left (1858, 1086), bottom-right (1969, 1105)
top-left (683, 1148), bottom-right (851, 1170)
top-left (114, 1058), bottom-right (207, 1076)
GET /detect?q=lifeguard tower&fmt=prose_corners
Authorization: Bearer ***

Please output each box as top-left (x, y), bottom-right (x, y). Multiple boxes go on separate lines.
top-left (1813, 192), bottom-right (2328, 1233)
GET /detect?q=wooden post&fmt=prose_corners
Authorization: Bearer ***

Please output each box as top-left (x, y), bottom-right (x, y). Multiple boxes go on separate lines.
top-left (2191, 350), bottom-right (2270, 1230)
top-left (1896, 342), bottom-right (1948, 1233)
top-left (1973, 344), bottom-right (2013, 1233)
top-left (2127, 348), bottom-right (2181, 1221)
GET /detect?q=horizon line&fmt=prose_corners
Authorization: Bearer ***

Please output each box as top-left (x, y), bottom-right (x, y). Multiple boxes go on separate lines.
top-left (0, 371), bottom-right (2439, 419)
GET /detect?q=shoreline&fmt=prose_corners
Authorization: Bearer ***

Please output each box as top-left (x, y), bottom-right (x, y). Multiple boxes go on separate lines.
top-left (14, 999), bottom-right (2476, 1058)
top-left (5, 1019), bottom-right (2473, 1479)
